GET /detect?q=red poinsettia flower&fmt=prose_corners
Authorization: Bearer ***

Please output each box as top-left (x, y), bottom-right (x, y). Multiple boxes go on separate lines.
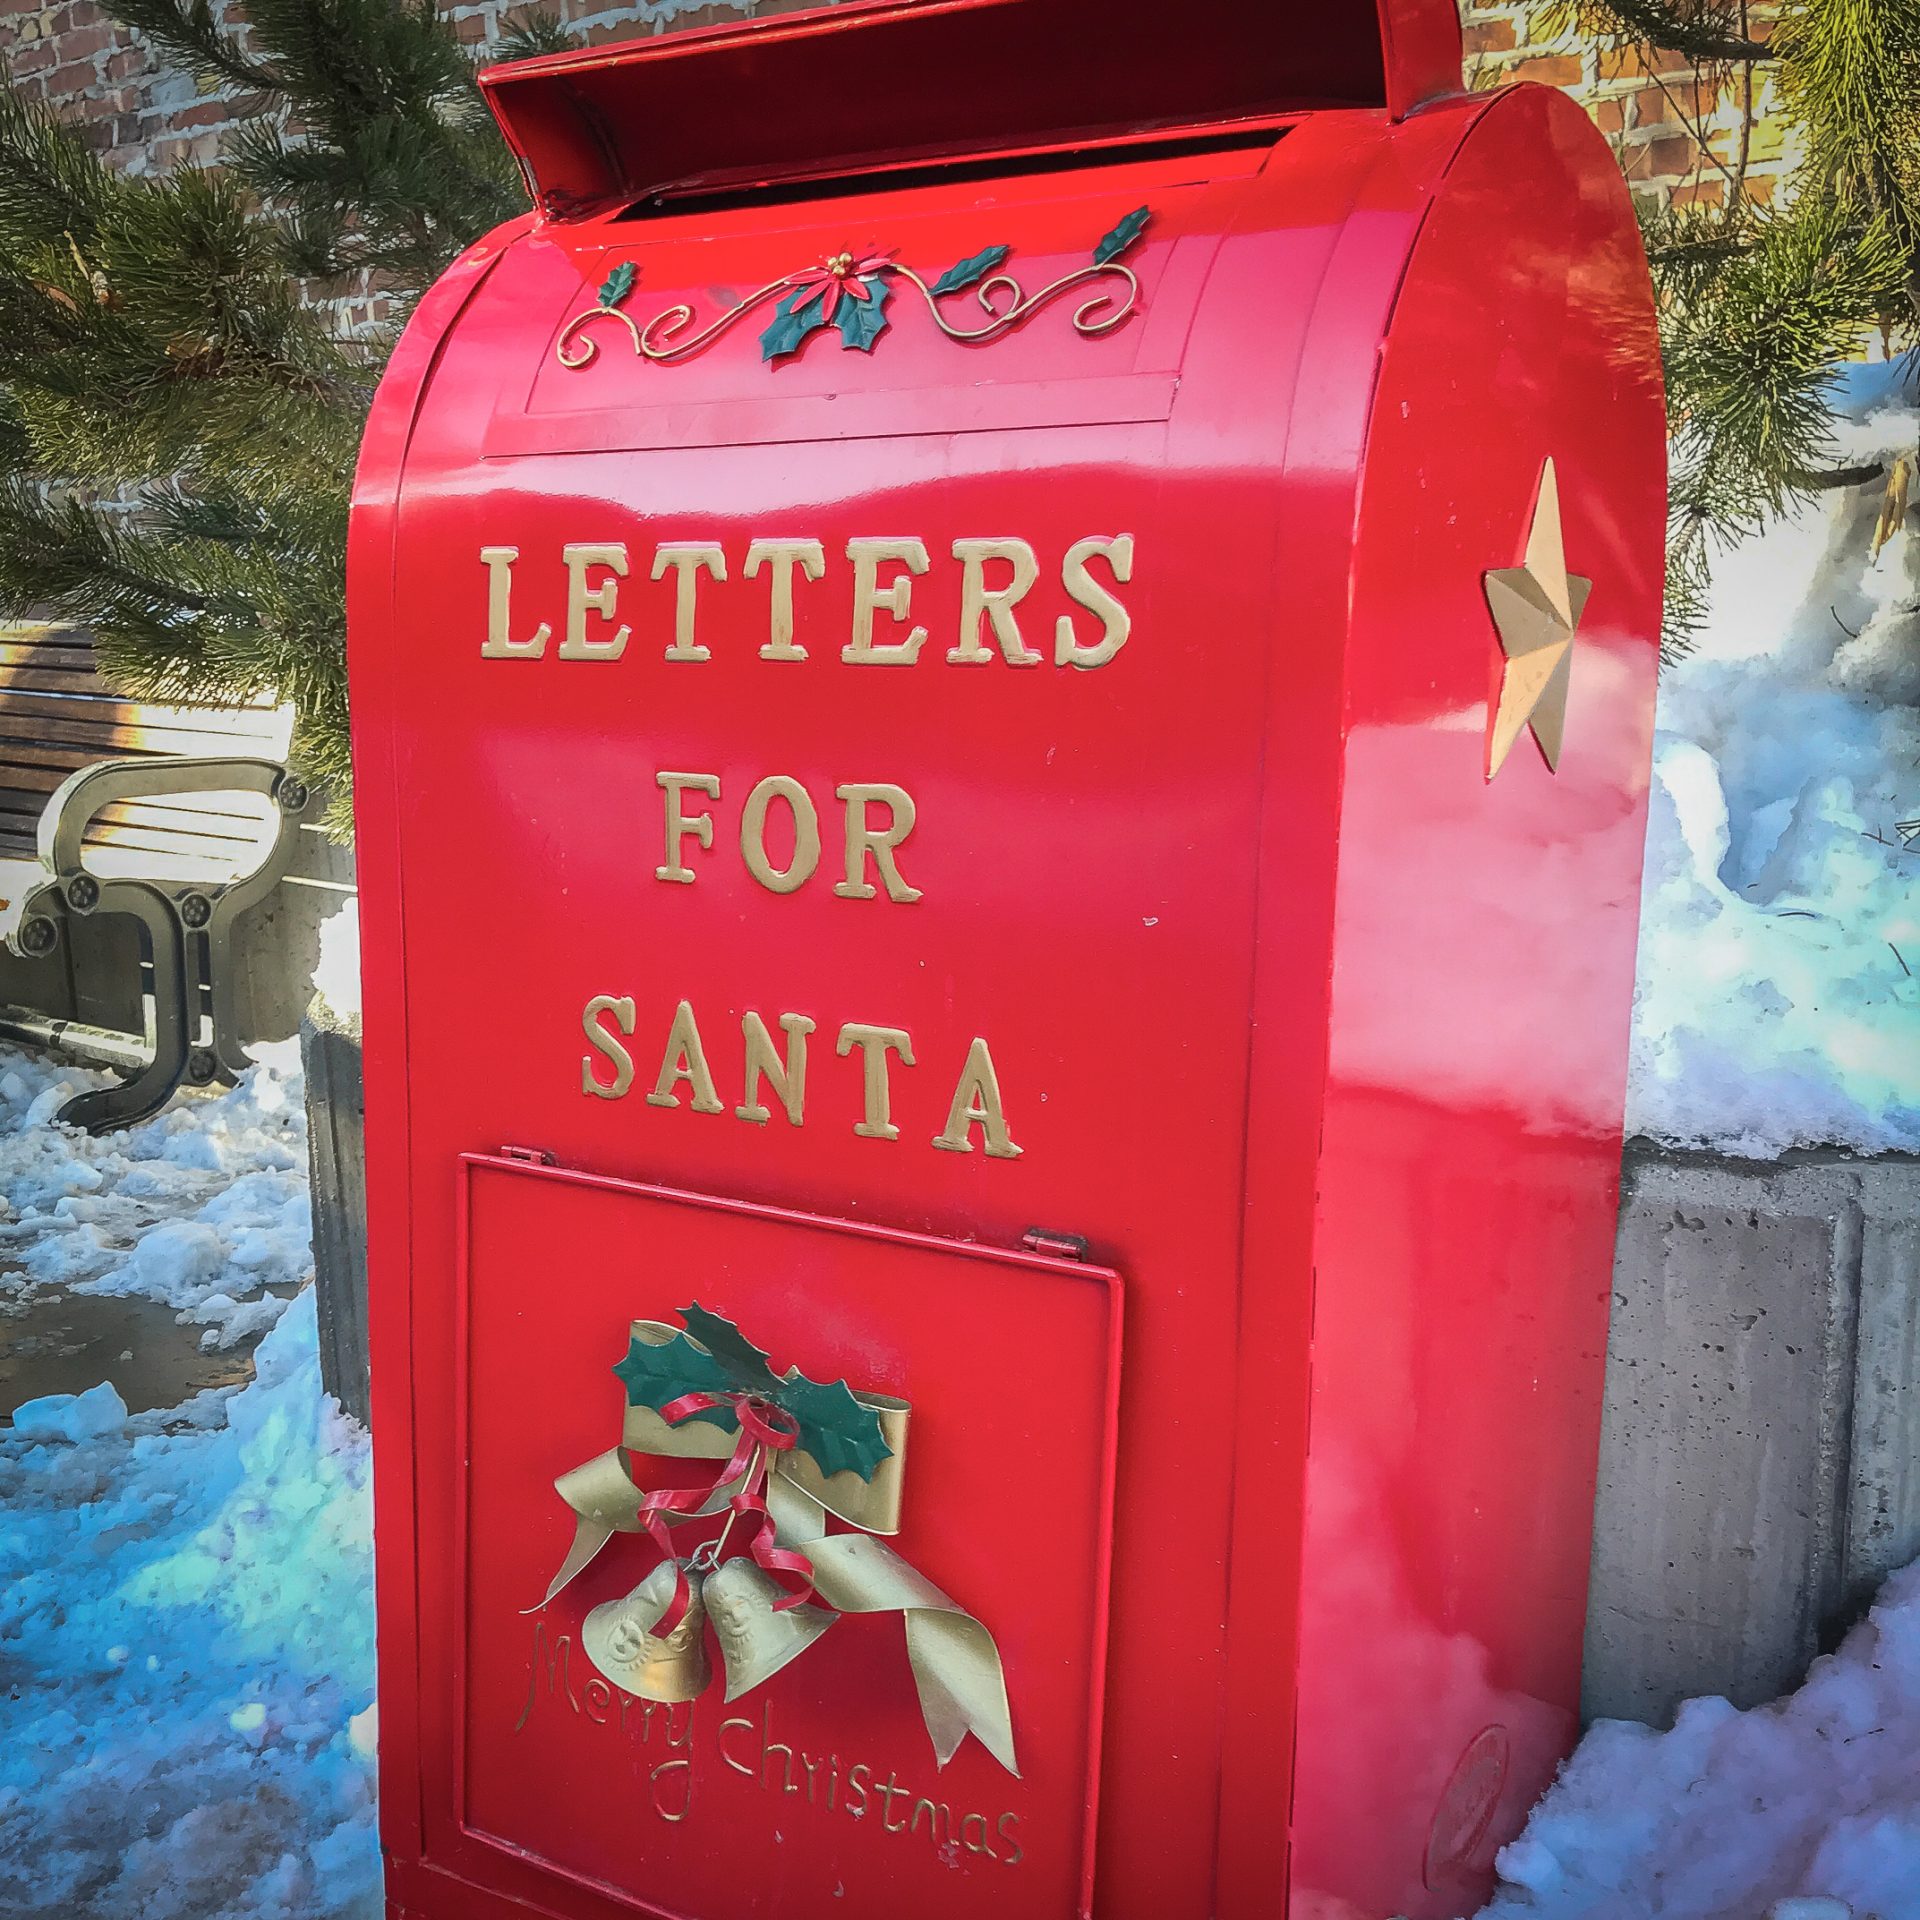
top-left (785, 249), bottom-right (895, 322)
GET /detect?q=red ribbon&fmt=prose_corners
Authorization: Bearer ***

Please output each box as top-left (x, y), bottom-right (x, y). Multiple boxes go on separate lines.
top-left (726, 1487), bottom-right (819, 1613)
top-left (634, 1391), bottom-right (817, 1634)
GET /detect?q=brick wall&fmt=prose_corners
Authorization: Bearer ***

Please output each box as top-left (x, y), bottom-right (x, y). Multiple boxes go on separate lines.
top-left (1463, 2), bottom-right (1791, 212)
top-left (0, 1), bottom-right (1788, 212)
top-left (0, 1), bottom-right (822, 176)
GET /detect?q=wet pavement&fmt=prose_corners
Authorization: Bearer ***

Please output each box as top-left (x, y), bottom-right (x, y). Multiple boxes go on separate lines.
top-left (0, 1278), bottom-right (281, 1421)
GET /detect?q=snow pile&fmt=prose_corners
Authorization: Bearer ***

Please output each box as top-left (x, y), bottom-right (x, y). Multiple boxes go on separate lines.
top-left (0, 1041), bottom-right (311, 1349)
top-left (1629, 363), bottom-right (1920, 1155)
top-left (0, 1290), bottom-right (380, 1920)
top-left (0, 1036), bottom-right (379, 1920)
top-left (1481, 1557), bottom-right (1920, 1920)
top-left (312, 895), bottom-right (363, 1030)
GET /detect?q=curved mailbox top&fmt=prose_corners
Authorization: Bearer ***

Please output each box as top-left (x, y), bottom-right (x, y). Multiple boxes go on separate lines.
top-left (480, 0), bottom-right (1464, 213)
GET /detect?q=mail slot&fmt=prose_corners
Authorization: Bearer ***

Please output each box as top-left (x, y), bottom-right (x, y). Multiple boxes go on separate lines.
top-left (346, 3), bottom-right (1664, 1917)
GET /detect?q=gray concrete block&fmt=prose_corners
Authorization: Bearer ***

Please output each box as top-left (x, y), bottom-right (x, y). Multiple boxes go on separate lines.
top-left (1842, 1167), bottom-right (1920, 1613)
top-left (303, 998), bottom-right (368, 1427)
top-left (1586, 1149), bottom-right (1920, 1728)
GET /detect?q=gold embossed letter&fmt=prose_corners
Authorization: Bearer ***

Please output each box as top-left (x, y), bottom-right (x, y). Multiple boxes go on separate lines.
top-left (558, 543), bottom-right (631, 660)
top-left (581, 995), bottom-right (636, 1099)
top-left (933, 1037), bottom-right (1023, 1159)
top-left (479, 546), bottom-right (551, 659)
top-left (738, 1012), bottom-right (816, 1125)
top-left (648, 1000), bottom-right (726, 1114)
top-left (836, 1024), bottom-right (916, 1140)
top-left (652, 543), bottom-right (727, 662)
top-left (1055, 534), bottom-right (1134, 668)
top-left (843, 539), bottom-right (930, 664)
top-left (745, 539), bottom-right (827, 661)
top-left (949, 538), bottom-right (1042, 666)
top-left (834, 783), bottom-right (922, 903)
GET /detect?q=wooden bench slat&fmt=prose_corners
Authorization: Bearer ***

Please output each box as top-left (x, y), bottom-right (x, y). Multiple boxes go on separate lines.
top-left (0, 687), bottom-right (289, 735)
top-left (0, 793), bottom-right (273, 845)
top-left (0, 745), bottom-right (126, 782)
top-left (0, 764), bottom-right (277, 816)
top-left (0, 837), bottom-right (243, 886)
top-left (0, 743), bottom-right (273, 784)
top-left (2, 797), bottom-right (273, 835)
top-left (65, 818), bottom-right (261, 865)
top-left (0, 666), bottom-right (114, 694)
top-left (0, 639), bottom-right (106, 667)
top-left (0, 812), bottom-right (262, 865)
top-left (0, 629), bottom-right (295, 890)
top-left (0, 696), bottom-right (289, 731)
top-left (0, 646), bottom-right (276, 701)
top-left (0, 711), bottom-right (291, 757)
top-left (0, 638), bottom-right (98, 663)
top-left (0, 633), bottom-right (96, 664)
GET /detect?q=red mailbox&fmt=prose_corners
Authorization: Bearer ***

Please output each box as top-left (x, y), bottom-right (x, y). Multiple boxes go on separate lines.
top-left (347, 4), bottom-right (1664, 1918)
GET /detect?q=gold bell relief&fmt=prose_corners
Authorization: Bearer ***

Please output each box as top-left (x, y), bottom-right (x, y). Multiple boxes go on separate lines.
top-left (533, 1305), bottom-right (1017, 1774)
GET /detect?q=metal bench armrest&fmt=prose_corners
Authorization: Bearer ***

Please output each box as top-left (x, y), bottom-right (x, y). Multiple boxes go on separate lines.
top-left (38, 755), bottom-right (308, 885)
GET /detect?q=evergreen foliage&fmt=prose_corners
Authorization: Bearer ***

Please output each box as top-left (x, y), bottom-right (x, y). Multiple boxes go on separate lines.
top-left (5, 2), bottom-right (1913, 754)
top-left (1556, 0), bottom-right (1920, 648)
top-left (0, 3), bottom-right (567, 819)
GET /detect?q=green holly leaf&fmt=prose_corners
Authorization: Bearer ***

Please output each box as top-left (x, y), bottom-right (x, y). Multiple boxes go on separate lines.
top-left (777, 1371), bottom-right (892, 1480)
top-left (613, 1327), bottom-right (737, 1432)
top-left (834, 276), bottom-right (892, 352)
top-left (1093, 206), bottom-right (1150, 266)
top-left (760, 284), bottom-right (830, 361)
top-left (929, 244), bottom-right (1009, 297)
top-left (677, 1302), bottom-right (779, 1392)
top-left (597, 259), bottom-right (636, 309)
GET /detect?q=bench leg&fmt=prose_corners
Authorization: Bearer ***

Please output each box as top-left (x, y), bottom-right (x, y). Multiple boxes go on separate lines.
top-left (57, 889), bottom-right (192, 1135)
top-left (203, 920), bottom-right (254, 1081)
top-left (197, 792), bottom-right (305, 1083)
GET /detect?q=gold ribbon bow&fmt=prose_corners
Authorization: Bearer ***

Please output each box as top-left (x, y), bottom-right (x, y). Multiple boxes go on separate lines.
top-left (538, 1318), bottom-right (1018, 1776)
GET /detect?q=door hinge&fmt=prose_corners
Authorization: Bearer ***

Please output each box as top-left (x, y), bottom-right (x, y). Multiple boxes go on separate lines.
top-left (1021, 1226), bottom-right (1088, 1261)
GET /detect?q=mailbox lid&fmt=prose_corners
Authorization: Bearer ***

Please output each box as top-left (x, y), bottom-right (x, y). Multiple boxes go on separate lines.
top-left (480, 0), bottom-right (1463, 213)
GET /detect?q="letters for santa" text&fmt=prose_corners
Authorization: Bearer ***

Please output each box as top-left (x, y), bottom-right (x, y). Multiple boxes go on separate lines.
top-left (478, 533), bottom-right (1133, 669)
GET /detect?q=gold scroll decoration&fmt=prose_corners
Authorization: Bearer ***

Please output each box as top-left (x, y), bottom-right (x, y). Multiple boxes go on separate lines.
top-left (538, 1319), bottom-right (1017, 1776)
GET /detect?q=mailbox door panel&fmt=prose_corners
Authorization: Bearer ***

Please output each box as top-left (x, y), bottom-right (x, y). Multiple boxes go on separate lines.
top-left (449, 1157), bottom-right (1120, 1920)
top-left (484, 144), bottom-right (1263, 459)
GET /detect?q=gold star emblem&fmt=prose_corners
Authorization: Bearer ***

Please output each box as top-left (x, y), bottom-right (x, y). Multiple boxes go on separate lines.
top-left (1483, 457), bottom-right (1591, 778)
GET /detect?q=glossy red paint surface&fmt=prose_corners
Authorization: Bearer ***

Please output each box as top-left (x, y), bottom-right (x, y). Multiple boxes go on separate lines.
top-left (349, 13), bottom-right (1662, 1917)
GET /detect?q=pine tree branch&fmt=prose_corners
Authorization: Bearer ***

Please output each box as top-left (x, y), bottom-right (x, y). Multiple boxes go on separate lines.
top-left (1792, 461), bottom-right (1888, 489)
top-left (0, 82), bottom-right (117, 246)
top-left (1643, 63), bottom-right (1742, 192)
top-left (1571, 0), bottom-right (1774, 61)
top-left (0, 0), bottom-right (585, 815)
top-left (110, 0), bottom-right (290, 94)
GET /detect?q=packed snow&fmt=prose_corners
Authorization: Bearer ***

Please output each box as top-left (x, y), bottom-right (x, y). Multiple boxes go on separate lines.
top-left (0, 1045), bottom-right (379, 1920)
top-left (311, 896), bottom-right (362, 1030)
top-left (1481, 1559), bottom-right (1920, 1920)
top-left (1628, 362), bottom-right (1920, 1156)
top-left (0, 1042), bottom-right (313, 1350)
